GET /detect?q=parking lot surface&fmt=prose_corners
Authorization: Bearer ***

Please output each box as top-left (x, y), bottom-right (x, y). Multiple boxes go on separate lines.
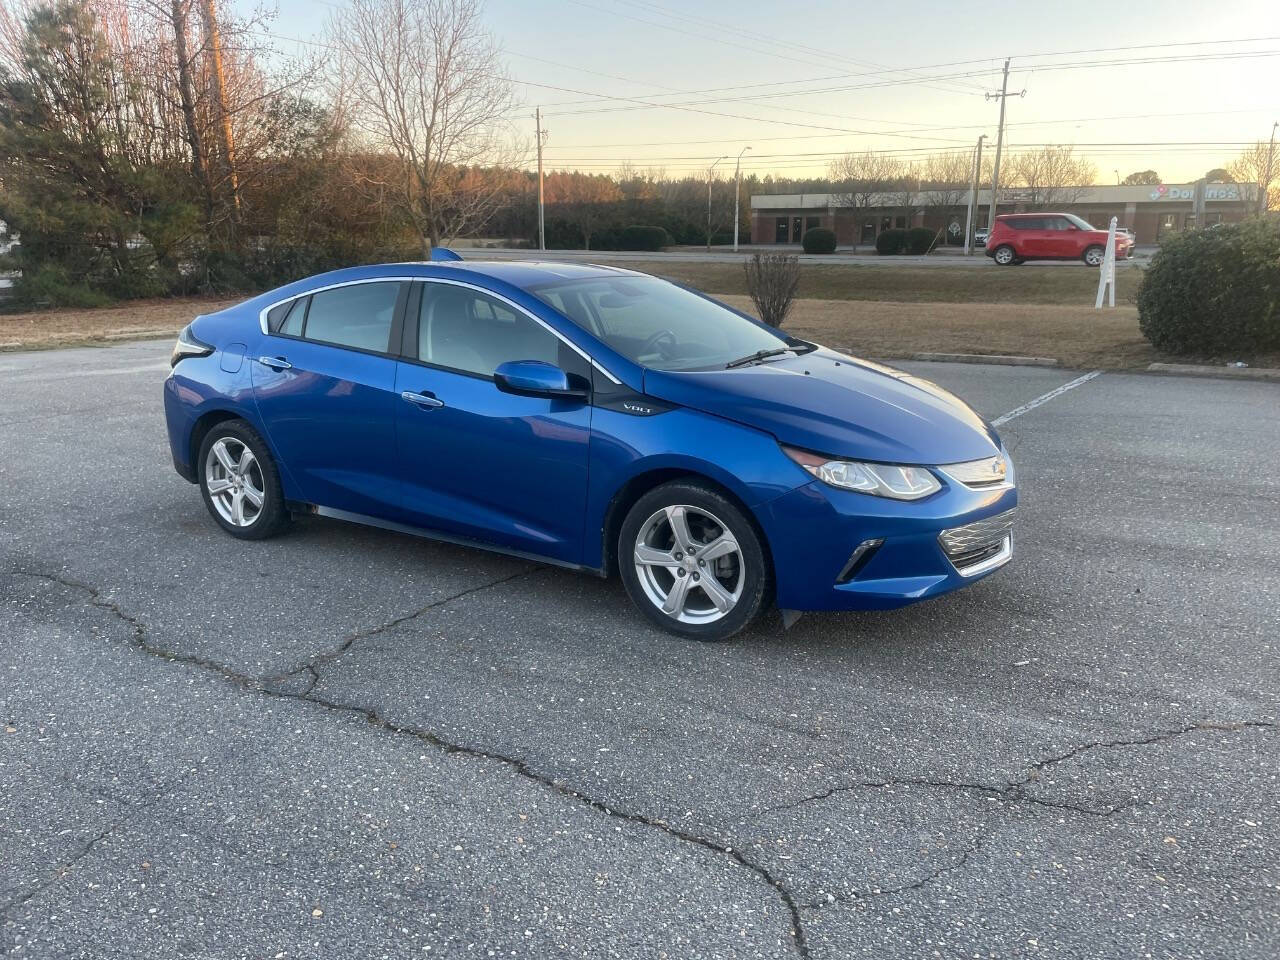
top-left (2, 340), bottom-right (1276, 959)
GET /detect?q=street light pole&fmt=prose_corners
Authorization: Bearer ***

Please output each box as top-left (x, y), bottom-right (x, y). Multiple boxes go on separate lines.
top-left (707, 155), bottom-right (726, 252)
top-left (535, 107), bottom-right (546, 251)
top-left (733, 146), bottom-right (751, 252)
top-left (963, 134), bottom-right (986, 256)
top-left (1262, 121), bottom-right (1278, 216)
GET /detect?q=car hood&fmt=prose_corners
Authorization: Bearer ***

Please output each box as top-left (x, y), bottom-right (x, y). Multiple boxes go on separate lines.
top-left (643, 348), bottom-right (1002, 465)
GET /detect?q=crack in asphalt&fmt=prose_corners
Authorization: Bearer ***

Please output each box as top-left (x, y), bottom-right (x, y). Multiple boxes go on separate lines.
top-left (0, 776), bottom-right (184, 929)
top-left (264, 566), bottom-right (542, 696)
top-left (800, 837), bottom-right (988, 911)
top-left (8, 569), bottom-right (811, 958)
top-left (766, 722), bottom-right (1274, 910)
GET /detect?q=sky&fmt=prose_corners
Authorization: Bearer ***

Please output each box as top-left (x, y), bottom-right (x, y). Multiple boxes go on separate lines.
top-left (250, 0), bottom-right (1280, 184)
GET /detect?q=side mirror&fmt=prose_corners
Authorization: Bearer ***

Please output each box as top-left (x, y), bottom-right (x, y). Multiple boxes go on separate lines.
top-left (494, 360), bottom-right (587, 399)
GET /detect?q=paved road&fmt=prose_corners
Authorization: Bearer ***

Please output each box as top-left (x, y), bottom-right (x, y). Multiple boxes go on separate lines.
top-left (460, 246), bottom-right (1149, 268)
top-left (2, 341), bottom-right (1276, 959)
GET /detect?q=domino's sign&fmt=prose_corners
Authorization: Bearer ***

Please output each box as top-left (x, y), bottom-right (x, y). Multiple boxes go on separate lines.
top-left (1148, 183), bottom-right (1241, 201)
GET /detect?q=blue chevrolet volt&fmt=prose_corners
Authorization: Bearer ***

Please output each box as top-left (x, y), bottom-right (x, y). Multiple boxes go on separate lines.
top-left (164, 256), bottom-right (1016, 640)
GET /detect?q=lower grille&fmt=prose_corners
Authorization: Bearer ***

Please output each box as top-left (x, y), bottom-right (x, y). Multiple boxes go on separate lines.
top-left (939, 509), bottom-right (1016, 576)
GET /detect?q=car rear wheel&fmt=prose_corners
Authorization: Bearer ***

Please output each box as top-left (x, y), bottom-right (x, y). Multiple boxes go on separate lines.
top-left (1083, 245), bottom-right (1105, 266)
top-left (198, 419), bottom-right (288, 540)
top-left (618, 481), bottom-right (771, 641)
top-left (992, 244), bottom-right (1016, 265)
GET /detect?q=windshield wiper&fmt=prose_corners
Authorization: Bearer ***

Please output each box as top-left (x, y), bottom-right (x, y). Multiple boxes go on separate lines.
top-left (725, 347), bottom-right (793, 369)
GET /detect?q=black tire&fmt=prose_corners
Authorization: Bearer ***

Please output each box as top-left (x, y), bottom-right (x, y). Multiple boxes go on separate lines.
top-left (992, 244), bottom-right (1017, 265)
top-left (1082, 245), bottom-right (1105, 267)
top-left (197, 419), bottom-right (289, 540)
top-left (618, 481), bottom-right (772, 641)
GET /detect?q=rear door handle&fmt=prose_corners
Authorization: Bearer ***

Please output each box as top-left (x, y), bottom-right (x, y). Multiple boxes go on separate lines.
top-left (256, 356), bottom-right (292, 370)
top-left (401, 390), bottom-right (444, 409)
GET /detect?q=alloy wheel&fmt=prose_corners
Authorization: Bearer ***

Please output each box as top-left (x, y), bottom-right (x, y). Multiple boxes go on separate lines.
top-left (994, 246), bottom-right (1014, 264)
top-left (633, 504), bottom-right (744, 624)
top-left (204, 437), bottom-right (265, 528)
top-left (1085, 247), bottom-right (1104, 266)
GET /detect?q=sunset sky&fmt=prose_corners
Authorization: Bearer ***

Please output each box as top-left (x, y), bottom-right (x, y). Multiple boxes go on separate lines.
top-left (257, 0), bottom-right (1280, 184)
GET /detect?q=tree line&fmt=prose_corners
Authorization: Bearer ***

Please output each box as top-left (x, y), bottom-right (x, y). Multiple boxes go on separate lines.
top-left (1, 0), bottom-right (1275, 308)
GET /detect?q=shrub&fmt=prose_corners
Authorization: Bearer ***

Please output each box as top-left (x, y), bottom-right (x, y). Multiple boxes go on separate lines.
top-left (744, 252), bottom-right (800, 328)
top-left (616, 225), bottom-right (672, 251)
top-left (906, 227), bottom-right (938, 255)
top-left (1137, 218), bottom-right (1280, 355)
top-left (802, 227), bottom-right (837, 254)
top-left (875, 228), bottom-right (907, 255)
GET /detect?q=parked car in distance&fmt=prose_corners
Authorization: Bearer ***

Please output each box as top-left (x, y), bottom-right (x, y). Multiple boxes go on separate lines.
top-left (164, 256), bottom-right (1016, 641)
top-left (974, 226), bottom-right (989, 248)
top-left (985, 213), bottom-right (1133, 266)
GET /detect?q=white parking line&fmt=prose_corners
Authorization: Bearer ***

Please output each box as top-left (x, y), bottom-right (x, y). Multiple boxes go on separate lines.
top-left (991, 370), bottom-right (1103, 426)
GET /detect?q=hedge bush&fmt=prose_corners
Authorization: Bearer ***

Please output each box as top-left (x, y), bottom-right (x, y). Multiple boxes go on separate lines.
top-left (875, 228), bottom-right (907, 255)
top-left (1137, 218), bottom-right (1280, 355)
top-left (905, 227), bottom-right (937, 255)
top-left (616, 225), bottom-right (672, 251)
top-left (802, 227), bottom-right (837, 254)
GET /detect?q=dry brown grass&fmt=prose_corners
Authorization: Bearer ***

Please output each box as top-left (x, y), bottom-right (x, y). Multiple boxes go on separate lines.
top-left (720, 296), bottom-right (1160, 369)
top-left (3, 282), bottom-right (1273, 371)
top-left (0, 296), bottom-right (237, 351)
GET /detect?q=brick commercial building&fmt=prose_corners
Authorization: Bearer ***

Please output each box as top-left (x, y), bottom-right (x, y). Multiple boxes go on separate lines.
top-left (751, 182), bottom-right (1261, 247)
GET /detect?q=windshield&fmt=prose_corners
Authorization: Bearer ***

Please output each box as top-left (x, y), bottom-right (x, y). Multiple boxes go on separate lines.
top-left (1063, 213), bottom-right (1095, 231)
top-left (528, 275), bottom-right (788, 371)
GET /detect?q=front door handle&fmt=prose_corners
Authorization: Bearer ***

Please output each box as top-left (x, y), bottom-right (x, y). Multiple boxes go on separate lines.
top-left (401, 390), bottom-right (444, 409)
top-left (256, 356), bottom-right (292, 370)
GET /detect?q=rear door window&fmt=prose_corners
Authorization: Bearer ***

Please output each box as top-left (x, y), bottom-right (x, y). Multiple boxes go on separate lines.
top-left (302, 282), bottom-right (401, 354)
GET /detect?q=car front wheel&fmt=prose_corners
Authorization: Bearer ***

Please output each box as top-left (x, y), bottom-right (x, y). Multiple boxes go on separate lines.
top-left (198, 419), bottom-right (289, 540)
top-left (619, 481), bottom-right (771, 641)
top-left (992, 244), bottom-right (1016, 265)
top-left (1083, 245), bottom-right (1105, 266)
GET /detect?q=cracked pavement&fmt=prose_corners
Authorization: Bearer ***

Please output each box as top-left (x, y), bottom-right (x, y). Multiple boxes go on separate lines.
top-left (1, 340), bottom-right (1277, 958)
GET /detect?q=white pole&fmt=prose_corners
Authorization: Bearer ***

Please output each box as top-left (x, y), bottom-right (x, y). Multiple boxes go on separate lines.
top-left (1095, 216), bottom-right (1117, 309)
top-left (964, 134), bottom-right (985, 256)
top-left (536, 107), bottom-right (545, 251)
top-left (707, 155), bottom-right (725, 252)
top-left (733, 145), bottom-right (751, 252)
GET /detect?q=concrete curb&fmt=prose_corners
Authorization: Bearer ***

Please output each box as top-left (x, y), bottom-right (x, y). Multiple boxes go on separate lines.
top-left (1146, 362), bottom-right (1280, 381)
top-left (911, 352), bottom-right (1060, 367)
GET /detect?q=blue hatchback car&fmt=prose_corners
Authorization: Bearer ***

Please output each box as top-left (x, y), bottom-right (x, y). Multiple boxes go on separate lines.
top-left (164, 256), bottom-right (1016, 640)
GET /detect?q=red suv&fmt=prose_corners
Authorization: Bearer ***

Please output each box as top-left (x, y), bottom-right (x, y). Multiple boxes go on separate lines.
top-left (984, 213), bottom-right (1133, 266)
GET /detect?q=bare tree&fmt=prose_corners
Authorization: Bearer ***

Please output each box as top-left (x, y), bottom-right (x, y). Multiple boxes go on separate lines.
top-left (1228, 141), bottom-right (1278, 212)
top-left (828, 150), bottom-right (903, 208)
top-left (329, 0), bottom-right (518, 253)
top-left (1007, 145), bottom-right (1097, 207)
top-left (744, 253), bottom-right (799, 328)
top-left (919, 151), bottom-right (971, 211)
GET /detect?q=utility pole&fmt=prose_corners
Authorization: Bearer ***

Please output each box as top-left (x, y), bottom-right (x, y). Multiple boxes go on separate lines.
top-left (964, 134), bottom-right (986, 256)
top-left (733, 146), bottom-right (751, 252)
top-left (985, 58), bottom-right (1024, 229)
top-left (1262, 120), bottom-right (1278, 216)
top-left (706, 155), bottom-right (726, 252)
top-left (536, 107), bottom-right (546, 251)
top-left (199, 0), bottom-right (239, 222)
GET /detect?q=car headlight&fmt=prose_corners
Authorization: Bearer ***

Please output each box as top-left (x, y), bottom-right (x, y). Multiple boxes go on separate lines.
top-left (170, 324), bottom-right (213, 367)
top-left (783, 446), bottom-right (941, 500)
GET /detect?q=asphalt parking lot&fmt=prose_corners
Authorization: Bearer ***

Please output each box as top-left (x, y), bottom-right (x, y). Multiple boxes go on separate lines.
top-left (2, 340), bottom-right (1277, 959)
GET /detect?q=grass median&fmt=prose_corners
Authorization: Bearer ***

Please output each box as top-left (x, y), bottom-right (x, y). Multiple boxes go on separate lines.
top-left (2, 260), bottom-right (1271, 370)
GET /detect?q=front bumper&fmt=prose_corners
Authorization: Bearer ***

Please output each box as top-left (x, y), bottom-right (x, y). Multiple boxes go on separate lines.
top-left (756, 468), bottom-right (1017, 612)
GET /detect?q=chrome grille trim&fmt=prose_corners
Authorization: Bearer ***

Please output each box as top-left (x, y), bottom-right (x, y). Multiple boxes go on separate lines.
top-left (939, 508), bottom-right (1016, 577)
top-left (939, 454), bottom-right (1010, 490)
